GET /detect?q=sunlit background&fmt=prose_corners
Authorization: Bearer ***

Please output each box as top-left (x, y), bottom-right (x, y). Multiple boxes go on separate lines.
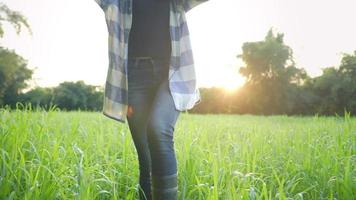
top-left (2, 0), bottom-right (356, 91)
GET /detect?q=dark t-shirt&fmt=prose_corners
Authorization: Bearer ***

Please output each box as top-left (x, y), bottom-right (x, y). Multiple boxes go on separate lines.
top-left (128, 0), bottom-right (171, 59)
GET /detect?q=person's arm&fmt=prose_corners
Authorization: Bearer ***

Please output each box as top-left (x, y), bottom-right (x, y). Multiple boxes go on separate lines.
top-left (182, 0), bottom-right (209, 13)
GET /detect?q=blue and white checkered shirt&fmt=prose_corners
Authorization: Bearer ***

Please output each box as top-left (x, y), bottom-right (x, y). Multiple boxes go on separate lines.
top-left (94, 0), bottom-right (208, 123)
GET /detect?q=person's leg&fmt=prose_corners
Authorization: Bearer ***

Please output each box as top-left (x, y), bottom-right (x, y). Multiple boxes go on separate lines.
top-left (127, 98), bottom-right (153, 200)
top-left (127, 58), bottom-right (157, 200)
top-left (146, 58), bottom-right (180, 199)
top-left (147, 78), bottom-right (180, 176)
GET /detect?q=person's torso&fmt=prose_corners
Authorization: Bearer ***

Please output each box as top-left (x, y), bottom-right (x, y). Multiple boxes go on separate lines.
top-left (128, 0), bottom-right (172, 59)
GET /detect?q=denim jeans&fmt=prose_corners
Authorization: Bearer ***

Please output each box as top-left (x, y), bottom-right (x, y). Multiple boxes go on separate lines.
top-left (126, 56), bottom-right (180, 199)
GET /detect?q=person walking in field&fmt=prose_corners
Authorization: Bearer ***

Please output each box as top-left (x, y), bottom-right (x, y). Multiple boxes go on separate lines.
top-left (94, 0), bottom-right (209, 199)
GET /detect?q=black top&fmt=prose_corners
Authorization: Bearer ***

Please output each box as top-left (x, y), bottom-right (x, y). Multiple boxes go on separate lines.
top-left (128, 0), bottom-right (171, 59)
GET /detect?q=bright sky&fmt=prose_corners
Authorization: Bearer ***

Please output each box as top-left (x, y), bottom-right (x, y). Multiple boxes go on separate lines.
top-left (2, 0), bottom-right (356, 90)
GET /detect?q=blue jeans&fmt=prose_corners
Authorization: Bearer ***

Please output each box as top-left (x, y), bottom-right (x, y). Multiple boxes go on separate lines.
top-left (126, 56), bottom-right (180, 199)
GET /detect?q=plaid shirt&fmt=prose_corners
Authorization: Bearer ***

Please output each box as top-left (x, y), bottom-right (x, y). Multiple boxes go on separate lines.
top-left (94, 0), bottom-right (208, 123)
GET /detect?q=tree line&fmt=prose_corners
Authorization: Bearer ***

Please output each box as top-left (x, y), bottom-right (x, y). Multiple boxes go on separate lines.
top-left (0, 2), bottom-right (354, 116)
top-left (192, 29), bottom-right (356, 116)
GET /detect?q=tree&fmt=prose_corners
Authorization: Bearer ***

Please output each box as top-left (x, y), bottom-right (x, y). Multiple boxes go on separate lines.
top-left (311, 51), bottom-right (356, 115)
top-left (338, 51), bottom-right (356, 113)
top-left (53, 81), bottom-right (103, 111)
top-left (0, 3), bottom-right (33, 106)
top-left (0, 47), bottom-right (33, 105)
top-left (18, 87), bottom-right (54, 109)
top-left (0, 3), bottom-right (32, 38)
top-left (237, 28), bottom-right (309, 114)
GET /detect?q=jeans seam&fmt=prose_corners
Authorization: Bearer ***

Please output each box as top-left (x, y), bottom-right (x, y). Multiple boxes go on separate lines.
top-left (149, 57), bottom-right (156, 68)
top-left (150, 58), bottom-right (156, 75)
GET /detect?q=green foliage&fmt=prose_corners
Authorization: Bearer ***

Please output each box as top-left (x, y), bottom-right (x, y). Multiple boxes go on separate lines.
top-left (0, 2), bottom-right (33, 106)
top-left (53, 81), bottom-right (103, 111)
top-left (0, 109), bottom-right (355, 199)
top-left (0, 46), bottom-right (33, 105)
top-left (310, 51), bottom-right (356, 115)
top-left (2, 80), bottom-right (104, 111)
top-left (238, 29), bottom-right (296, 84)
top-left (0, 2), bottom-right (32, 38)
top-left (193, 28), bottom-right (355, 116)
top-left (18, 87), bottom-right (54, 109)
top-left (235, 28), bottom-right (310, 115)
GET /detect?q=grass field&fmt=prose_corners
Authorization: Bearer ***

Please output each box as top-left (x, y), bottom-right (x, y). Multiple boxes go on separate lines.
top-left (0, 107), bottom-right (355, 200)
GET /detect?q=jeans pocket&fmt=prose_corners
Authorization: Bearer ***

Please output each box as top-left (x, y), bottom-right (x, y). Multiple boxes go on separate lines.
top-left (151, 58), bottom-right (170, 82)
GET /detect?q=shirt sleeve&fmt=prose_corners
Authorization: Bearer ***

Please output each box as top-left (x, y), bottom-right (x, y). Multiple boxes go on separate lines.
top-left (94, 0), bottom-right (108, 10)
top-left (182, 0), bottom-right (209, 13)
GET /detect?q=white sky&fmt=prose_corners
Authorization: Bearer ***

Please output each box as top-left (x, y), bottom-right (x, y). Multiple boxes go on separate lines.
top-left (2, 0), bottom-right (356, 90)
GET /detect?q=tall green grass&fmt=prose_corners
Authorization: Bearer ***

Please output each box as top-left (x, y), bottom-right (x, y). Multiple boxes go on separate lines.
top-left (0, 105), bottom-right (355, 199)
